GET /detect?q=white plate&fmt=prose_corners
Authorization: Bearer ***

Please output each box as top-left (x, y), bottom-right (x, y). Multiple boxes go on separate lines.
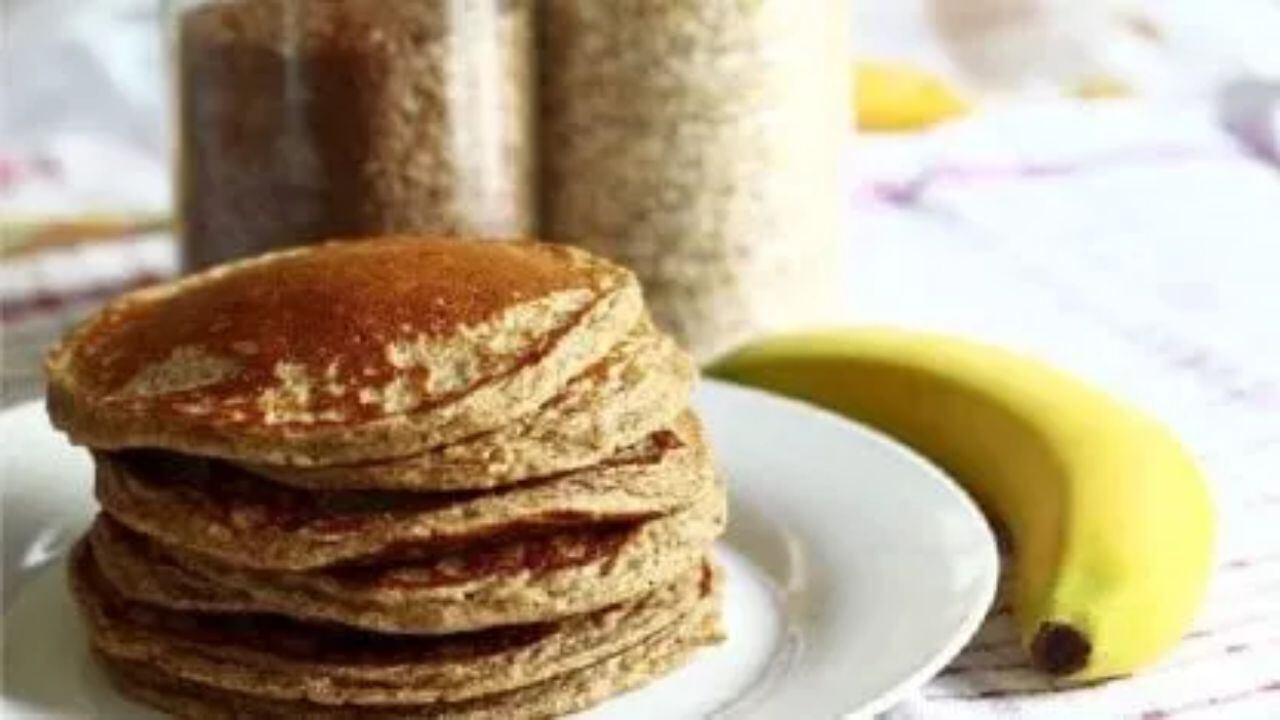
top-left (1, 380), bottom-right (998, 719)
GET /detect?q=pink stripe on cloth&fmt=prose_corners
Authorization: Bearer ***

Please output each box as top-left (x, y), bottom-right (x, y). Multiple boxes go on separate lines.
top-left (1, 272), bottom-right (163, 326)
top-left (859, 144), bottom-right (1235, 206)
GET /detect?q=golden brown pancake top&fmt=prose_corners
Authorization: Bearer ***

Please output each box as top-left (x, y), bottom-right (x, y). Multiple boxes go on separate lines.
top-left (48, 238), bottom-right (630, 433)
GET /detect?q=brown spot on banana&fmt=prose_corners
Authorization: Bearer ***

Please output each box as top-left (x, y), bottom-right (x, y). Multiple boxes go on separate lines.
top-left (1030, 621), bottom-right (1092, 676)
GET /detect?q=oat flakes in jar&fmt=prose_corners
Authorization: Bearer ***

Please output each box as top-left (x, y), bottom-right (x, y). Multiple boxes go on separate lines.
top-left (170, 0), bottom-right (534, 270)
top-left (539, 1), bottom-right (851, 360)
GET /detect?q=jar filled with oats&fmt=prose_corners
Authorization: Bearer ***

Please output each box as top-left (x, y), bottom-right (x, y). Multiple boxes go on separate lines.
top-left (539, 2), bottom-right (851, 360)
top-left (170, 0), bottom-right (534, 270)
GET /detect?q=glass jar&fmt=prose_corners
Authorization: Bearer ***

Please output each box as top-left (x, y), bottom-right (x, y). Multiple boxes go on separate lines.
top-left (168, 0), bottom-right (534, 270)
top-left (539, 1), bottom-right (851, 361)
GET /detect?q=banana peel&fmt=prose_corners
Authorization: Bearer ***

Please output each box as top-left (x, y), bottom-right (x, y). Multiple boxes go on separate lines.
top-left (855, 61), bottom-right (970, 132)
top-left (708, 328), bottom-right (1215, 681)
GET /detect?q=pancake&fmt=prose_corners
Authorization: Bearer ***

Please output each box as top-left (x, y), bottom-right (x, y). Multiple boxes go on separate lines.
top-left (96, 413), bottom-right (714, 570)
top-left (243, 319), bottom-right (695, 491)
top-left (73, 540), bottom-right (719, 706)
top-left (98, 593), bottom-right (722, 719)
top-left (89, 484), bottom-right (727, 634)
top-left (46, 237), bottom-right (644, 466)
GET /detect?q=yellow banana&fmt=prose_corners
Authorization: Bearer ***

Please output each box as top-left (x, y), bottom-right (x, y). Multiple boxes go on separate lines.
top-left (854, 61), bottom-right (969, 132)
top-left (708, 328), bottom-right (1215, 681)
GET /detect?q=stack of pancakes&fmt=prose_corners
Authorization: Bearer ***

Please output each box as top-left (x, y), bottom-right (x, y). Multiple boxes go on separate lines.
top-left (46, 238), bottom-right (726, 718)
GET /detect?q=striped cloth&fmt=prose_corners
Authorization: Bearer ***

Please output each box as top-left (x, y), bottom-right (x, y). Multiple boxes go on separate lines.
top-left (3, 99), bottom-right (1279, 719)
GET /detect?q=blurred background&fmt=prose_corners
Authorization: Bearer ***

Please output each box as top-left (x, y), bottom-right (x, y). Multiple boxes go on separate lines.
top-left (3, 0), bottom-right (1279, 401)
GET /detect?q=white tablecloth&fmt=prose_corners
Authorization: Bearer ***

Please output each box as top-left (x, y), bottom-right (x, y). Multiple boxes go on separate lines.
top-left (5, 97), bottom-right (1279, 718)
top-left (851, 102), bottom-right (1280, 719)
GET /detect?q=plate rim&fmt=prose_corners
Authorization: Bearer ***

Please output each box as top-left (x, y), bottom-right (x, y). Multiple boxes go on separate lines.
top-left (694, 379), bottom-right (999, 718)
top-left (1, 380), bottom-right (999, 718)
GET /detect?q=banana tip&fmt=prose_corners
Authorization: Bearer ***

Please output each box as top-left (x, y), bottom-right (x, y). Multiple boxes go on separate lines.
top-left (1030, 622), bottom-right (1091, 676)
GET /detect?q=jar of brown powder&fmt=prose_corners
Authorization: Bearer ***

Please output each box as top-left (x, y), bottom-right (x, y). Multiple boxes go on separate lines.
top-left (170, 0), bottom-right (534, 270)
top-left (539, 2), bottom-right (851, 360)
